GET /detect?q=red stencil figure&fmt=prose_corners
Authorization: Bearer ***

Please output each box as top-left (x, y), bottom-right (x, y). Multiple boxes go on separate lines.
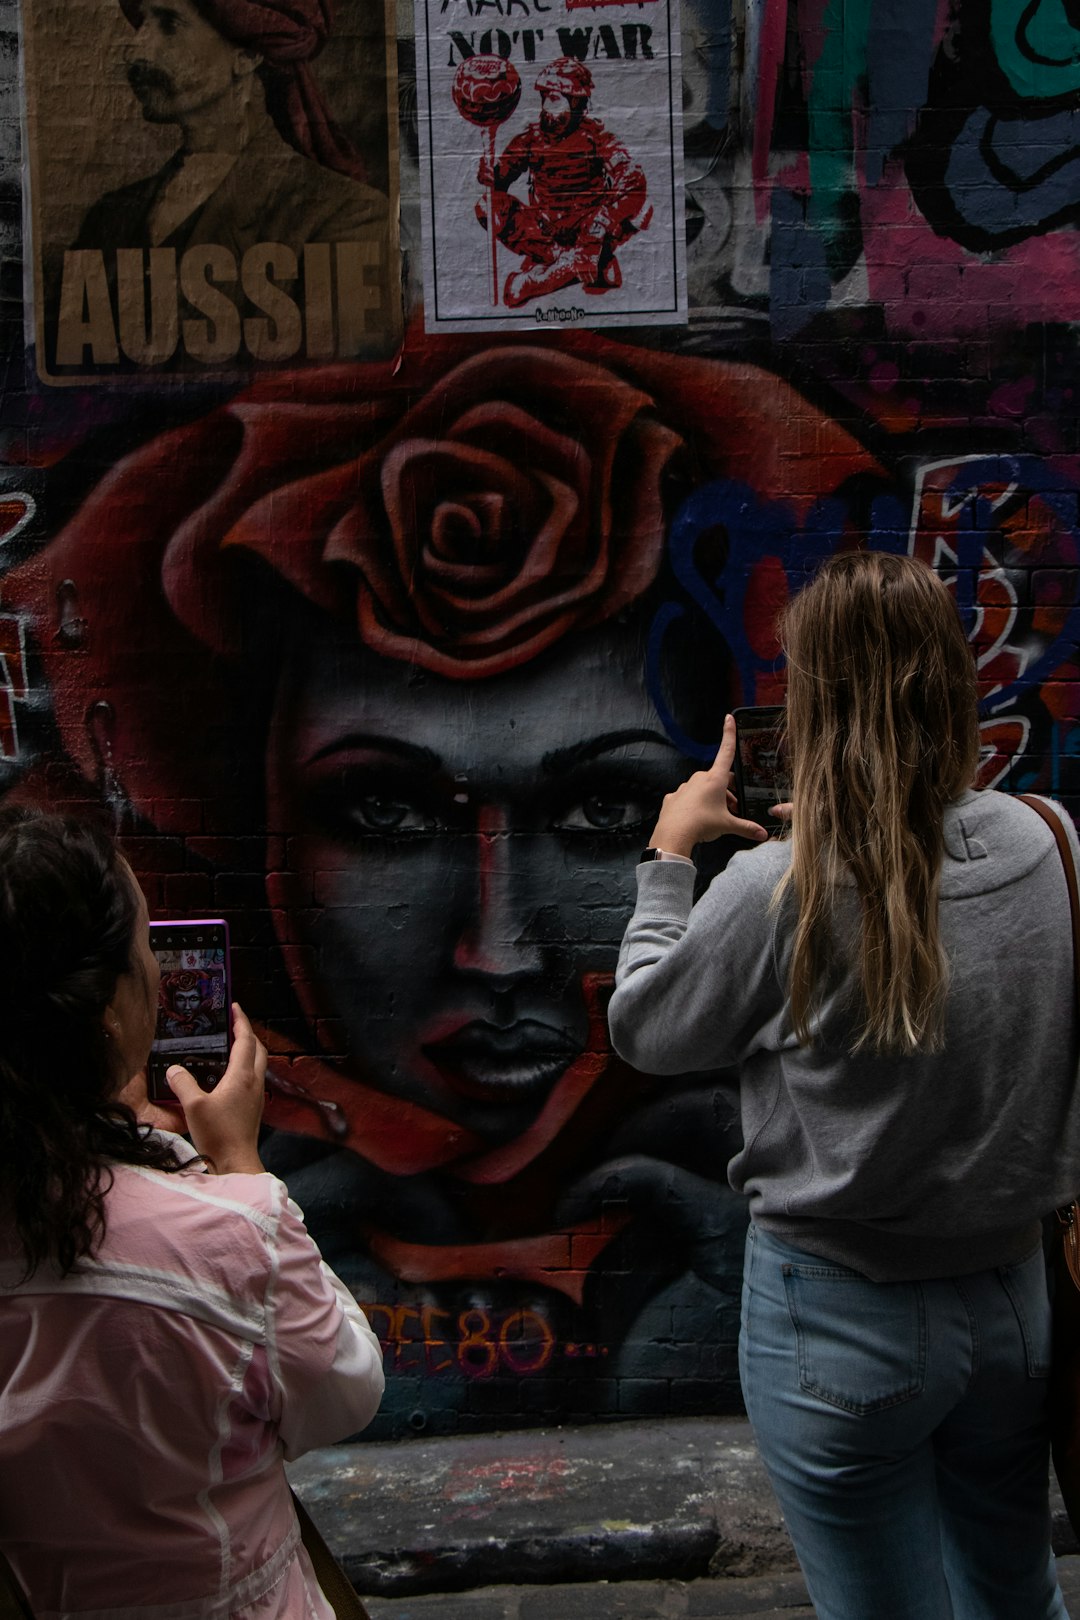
top-left (473, 59), bottom-right (652, 309)
top-left (452, 56), bottom-right (522, 306)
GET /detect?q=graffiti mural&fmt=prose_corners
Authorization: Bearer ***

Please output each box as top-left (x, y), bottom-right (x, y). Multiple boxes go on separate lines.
top-left (2, 337), bottom-right (883, 1431)
top-left (2, 0), bottom-right (1080, 1434)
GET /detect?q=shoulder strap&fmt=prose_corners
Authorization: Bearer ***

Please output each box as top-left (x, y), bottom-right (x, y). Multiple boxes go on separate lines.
top-left (291, 1490), bottom-right (372, 1620)
top-left (1020, 794), bottom-right (1080, 1284)
top-left (1018, 795), bottom-right (1080, 982)
top-left (0, 1552), bottom-right (35, 1620)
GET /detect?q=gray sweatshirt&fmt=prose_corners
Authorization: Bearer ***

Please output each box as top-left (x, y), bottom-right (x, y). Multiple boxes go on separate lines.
top-left (609, 788), bottom-right (1080, 1280)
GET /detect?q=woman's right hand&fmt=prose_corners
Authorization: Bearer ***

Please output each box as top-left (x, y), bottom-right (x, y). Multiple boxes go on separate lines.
top-left (648, 713), bottom-right (769, 854)
top-left (166, 1004), bottom-right (267, 1175)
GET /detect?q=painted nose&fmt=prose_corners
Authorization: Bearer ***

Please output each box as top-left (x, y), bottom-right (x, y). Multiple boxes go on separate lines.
top-left (123, 26), bottom-right (161, 72)
top-left (452, 805), bottom-right (544, 981)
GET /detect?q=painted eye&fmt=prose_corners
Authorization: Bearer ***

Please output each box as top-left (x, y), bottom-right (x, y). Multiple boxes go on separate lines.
top-left (555, 795), bottom-right (651, 832)
top-left (353, 796), bottom-right (435, 833)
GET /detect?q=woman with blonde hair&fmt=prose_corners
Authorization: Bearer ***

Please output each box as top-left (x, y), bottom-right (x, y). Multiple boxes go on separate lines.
top-left (609, 551), bottom-right (1080, 1618)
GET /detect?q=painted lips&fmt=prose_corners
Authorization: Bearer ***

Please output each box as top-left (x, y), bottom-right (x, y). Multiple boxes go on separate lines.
top-left (422, 1020), bottom-right (579, 1103)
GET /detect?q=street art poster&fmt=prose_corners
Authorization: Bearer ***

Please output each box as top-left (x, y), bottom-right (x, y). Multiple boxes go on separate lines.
top-left (20, 0), bottom-right (401, 382)
top-left (413, 0), bottom-right (686, 329)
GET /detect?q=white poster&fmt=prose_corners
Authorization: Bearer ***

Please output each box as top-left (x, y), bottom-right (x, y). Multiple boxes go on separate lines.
top-left (414, 0), bottom-right (686, 330)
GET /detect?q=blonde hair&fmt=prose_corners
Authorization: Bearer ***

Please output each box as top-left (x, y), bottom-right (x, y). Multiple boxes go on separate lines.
top-left (776, 552), bottom-right (980, 1055)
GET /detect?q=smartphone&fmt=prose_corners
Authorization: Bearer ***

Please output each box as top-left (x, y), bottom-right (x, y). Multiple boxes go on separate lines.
top-left (732, 706), bottom-right (790, 832)
top-left (147, 919), bottom-right (232, 1104)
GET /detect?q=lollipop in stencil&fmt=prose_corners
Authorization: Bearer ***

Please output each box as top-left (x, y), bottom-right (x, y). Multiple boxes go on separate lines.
top-left (453, 56), bottom-right (522, 306)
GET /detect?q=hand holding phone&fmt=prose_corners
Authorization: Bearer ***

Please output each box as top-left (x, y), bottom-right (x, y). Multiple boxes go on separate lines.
top-left (732, 706), bottom-right (791, 834)
top-left (647, 714), bottom-right (769, 853)
top-left (166, 1004), bottom-right (267, 1176)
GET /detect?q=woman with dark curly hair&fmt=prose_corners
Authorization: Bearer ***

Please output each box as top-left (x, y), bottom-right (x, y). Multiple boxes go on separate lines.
top-left (0, 805), bottom-right (384, 1618)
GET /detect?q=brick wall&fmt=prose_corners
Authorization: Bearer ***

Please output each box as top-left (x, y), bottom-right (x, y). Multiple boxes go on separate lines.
top-left (2, 0), bottom-right (1078, 1436)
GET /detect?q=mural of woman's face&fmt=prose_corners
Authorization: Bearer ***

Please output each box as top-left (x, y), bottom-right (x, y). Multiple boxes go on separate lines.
top-left (266, 618), bottom-right (697, 1145)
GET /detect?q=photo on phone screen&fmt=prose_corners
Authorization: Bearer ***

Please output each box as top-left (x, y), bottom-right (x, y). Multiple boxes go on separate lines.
top-left (732, 706), bottom-right (790, 832)
top-left (147, 920), bottom-right (231, 1104)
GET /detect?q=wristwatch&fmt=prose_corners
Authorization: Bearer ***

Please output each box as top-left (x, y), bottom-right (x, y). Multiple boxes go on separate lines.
top-left (638, 847), bottom-right (695, 866)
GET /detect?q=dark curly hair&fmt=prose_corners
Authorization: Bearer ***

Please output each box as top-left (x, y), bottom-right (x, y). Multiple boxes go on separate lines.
top-left (0, 806), bottom-right (183, 1278)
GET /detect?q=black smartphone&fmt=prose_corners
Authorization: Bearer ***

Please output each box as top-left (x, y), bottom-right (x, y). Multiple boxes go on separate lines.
top-left (147, 919), bottom-right (232, 1104)
top-left (732, 706), bottom-right (790, 832)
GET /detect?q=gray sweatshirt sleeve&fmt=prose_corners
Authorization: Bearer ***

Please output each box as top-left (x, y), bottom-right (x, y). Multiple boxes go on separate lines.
top-left (609, 844), bottom-right (789, 1075)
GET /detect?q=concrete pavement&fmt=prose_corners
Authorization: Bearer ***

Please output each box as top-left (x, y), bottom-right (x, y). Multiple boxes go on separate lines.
top-left (362, 1559), bottom-right (1080, 1617)
top-left (366, 1569), bottom-right (816, 1617)
top-left (288, 1415), bottom-right (1080, 1609)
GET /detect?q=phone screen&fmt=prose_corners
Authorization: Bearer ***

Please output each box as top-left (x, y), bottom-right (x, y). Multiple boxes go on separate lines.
top-left (732, 706), bottom-right (790, 831)
top-left (147, 920), bottom-right (231, 1103)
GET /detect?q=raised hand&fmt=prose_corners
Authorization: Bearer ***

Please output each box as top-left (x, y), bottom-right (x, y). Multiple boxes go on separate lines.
top-left (165, 1004), bottom-right (268, 1176)
top-left (648, 714), bottom-right (769, 856)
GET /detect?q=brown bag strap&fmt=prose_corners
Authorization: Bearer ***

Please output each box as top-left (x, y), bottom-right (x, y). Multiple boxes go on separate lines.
top-left (0, 1551), bottom-right (35, 1620)
top-left (0, 1497), bottom-right (370, 1620)
top-left (1019, 794), bottom-right (1080, 1288)
top-left (291, 1489), bottom-right (372, 1620)
top-left (1019, 794), bottom-right (1080, 989)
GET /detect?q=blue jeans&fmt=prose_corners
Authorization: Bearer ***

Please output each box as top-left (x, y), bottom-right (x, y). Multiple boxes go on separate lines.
top-left (739, 1224), bottom-right (1068, 1620)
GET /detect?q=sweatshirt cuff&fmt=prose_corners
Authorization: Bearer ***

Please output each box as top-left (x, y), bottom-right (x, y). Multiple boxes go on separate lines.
top-left (634, 856), bottom-right (697, 915)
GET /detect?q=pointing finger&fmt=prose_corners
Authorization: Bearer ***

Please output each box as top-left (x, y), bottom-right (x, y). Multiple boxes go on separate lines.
top-left (709, 713), bottom-right (739, 778)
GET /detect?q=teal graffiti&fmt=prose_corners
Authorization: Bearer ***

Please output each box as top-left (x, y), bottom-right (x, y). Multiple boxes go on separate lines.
top-left (991, 0), bottom-right (1080, 100)
top-left (806, 0), bottom-right (873, 272)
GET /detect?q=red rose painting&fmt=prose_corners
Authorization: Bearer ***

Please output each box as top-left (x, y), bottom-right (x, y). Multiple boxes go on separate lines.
top-left (211, 348), bottom-right (683, 676)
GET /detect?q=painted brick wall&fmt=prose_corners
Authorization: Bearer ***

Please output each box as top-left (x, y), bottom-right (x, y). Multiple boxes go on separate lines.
top-left (2, 0), bottom-right (1079, 1437)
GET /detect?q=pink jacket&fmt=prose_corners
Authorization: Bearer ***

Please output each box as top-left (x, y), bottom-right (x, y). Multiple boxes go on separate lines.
top-left (0, 1132), bottom-right (385, 1619)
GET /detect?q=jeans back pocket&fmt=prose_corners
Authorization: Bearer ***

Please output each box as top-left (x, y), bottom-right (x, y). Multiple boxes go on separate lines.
top-left (998, 1248), bottom-right (1052, 1379)
top-left (782, 1263), bottom-right (928, 1415)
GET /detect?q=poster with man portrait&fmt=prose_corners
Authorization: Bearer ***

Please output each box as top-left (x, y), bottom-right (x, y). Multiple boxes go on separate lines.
top-left (21, 0), bottom-right (401, 382)
top-left (414, 0), bottom-right (686, 330)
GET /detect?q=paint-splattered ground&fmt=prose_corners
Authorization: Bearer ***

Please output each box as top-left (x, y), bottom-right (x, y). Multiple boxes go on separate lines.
top-left (291, 1415), bottom-right (1080, 1614)
top-left (289, 1416), bottom-right (797, 1597)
